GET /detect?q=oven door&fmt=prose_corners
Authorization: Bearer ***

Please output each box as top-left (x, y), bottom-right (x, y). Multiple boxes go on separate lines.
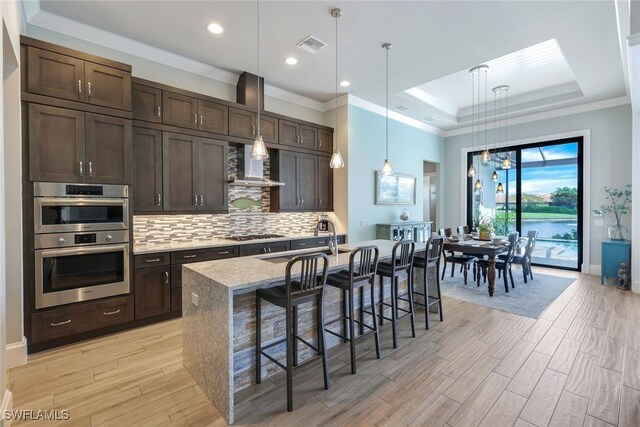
top-left (35, 243), bottom-right (130, 309)
top-left (34, 197), bottom-right (129, 233)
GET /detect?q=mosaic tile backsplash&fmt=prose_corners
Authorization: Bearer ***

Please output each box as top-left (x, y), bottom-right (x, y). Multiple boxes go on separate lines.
top-left (133, 146), bottom-right (325, 244)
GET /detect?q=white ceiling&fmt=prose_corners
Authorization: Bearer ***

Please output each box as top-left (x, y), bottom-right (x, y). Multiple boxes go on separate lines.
top-left (33, 0), bottom-right (628, 131)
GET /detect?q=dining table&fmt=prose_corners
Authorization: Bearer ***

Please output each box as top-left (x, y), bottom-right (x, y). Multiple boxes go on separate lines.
top-left (442, 238), bottom-right (508, 296)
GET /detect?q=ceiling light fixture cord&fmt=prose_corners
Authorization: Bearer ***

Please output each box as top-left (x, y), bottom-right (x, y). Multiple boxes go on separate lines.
top-left (329, 8), bottom-right (344, 169)
top-left (386, 44), bottom-right (389, 161)
top-left (256, 0), bottom-right (260, 134)
top-left (335, 7), bottom-right (338, 147)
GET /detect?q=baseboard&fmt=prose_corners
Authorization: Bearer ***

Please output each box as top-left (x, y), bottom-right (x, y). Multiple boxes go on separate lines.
top-left (1, 390), bottom-right (13, 427)
top-left (588, 264), bottom-right (601, 277)
top-left (6, 337), bottom-right (27, 369)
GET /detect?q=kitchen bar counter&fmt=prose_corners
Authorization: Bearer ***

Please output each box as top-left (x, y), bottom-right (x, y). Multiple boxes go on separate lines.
top-left (181, 239), bottom-right (426, 424)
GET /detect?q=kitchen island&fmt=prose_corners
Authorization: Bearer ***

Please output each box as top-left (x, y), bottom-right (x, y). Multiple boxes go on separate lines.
top-left (181, 239), bottom-right (427, 424)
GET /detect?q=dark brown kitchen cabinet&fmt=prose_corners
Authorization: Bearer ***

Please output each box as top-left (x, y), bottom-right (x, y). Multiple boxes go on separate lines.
top-left (26, 46), bottom-right (131, 111)
top-left (132, 83), bottom-right (162, 123)
top-left (28, 104), bottom-right (85, 183)
top-left (85, 113), bottom-right (132, 184)
top-left (162, 132), bottom-right (227, 212)
top-left (198, 100), bottom-right (228, 134)
top-left (28, 104), bottom-right (131, 184)
top-left (259, 115), bottom-right (278, 143)
top-left (238, 241), bottom-right (290, 256)
top-left (133, 127), bottom-right (163, 212)
top-left (134, 266), bottom-right (171, 319)
top-left (163, 91), bottom-right (198, 129)
top-left (279, 120), bottom-right (300, 148)
top-left (270, 150), bottom-right (320, 211)
top-left (300, 125), bottom-right (318, 150)
top-left (229, 107), bottom-right (256, 139)
top-left (299, 153), bottom-right (318, 210)
top-left (318, 129), bottom-right (333, 153)
top-left (317, 155), bottom-right (333, 211)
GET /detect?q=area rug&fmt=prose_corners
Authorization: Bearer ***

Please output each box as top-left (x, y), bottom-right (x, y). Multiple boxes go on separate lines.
top-left (439, 271), bottom-right (575, 319)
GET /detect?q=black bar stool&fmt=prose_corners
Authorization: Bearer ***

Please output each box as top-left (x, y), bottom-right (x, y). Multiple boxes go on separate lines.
top-left (412, 236), bottom-right (444, 330)
top-left (255, 252), bottom-right (330, 412)
top-left (377, 240), bottom-right (416, 349)
top-left (324, 245), bottom-right (380, 374)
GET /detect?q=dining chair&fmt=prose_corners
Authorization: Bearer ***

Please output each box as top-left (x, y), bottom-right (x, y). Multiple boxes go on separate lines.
top-left (439, 228), bottom-right (476, 285)
top-left (500, 230), bottom-right (538, 283)
top-left (476, 232), bottom-right (519, 293)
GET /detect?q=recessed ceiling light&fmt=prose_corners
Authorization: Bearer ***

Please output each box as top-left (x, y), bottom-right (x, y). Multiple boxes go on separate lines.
top-left (284, 57), bottom-right (298, 65)
top-left (339, 80), bottom-right (351, 87)
top-left (206, 23), bottom-right (224, 34)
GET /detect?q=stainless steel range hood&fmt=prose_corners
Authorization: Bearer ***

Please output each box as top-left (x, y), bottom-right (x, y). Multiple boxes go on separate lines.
top-left (228, 145), bottom-right (285, 187)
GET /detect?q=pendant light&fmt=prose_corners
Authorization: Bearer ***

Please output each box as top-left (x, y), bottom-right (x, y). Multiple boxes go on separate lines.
top-left (470, 65), bottom-right (487, 191)
top-left (329, 8), bottom-right (345, 169)
top-left (467, 66), bottom-right (477, 178)
top-left (491, 85), bottom-right (499, 182)
top-left (496, 182), bottom-right (505, 194)
top-left (250, 0), bottom-right (268, 160)
top-left (501, 85), bottom-right (511, 170)
top-left (492, 84), bottom-right (510, 194)
top-left (381, 42), bottom-right (393, 175)
top-left (480, 66), bottom-right (491, 166)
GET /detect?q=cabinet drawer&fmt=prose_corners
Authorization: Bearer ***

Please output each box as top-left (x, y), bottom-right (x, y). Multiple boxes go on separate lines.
top-left (171, 288), bottom-right (182, 312)
top-left (134, 253), bottom-right (170, 268)
top-left (31, 296), bottom-right (134, 343)
top-left (290, 237), bottom-right (329, 249)
top-left (238, 241), bottom-right (290, 257)
top-left (171, 246), bottom-right (238, 265)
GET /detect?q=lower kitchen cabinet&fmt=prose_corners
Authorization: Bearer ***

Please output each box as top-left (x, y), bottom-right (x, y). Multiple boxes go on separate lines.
top-left (134, 265), bottom-right (171, 319)
top-left (238, 241), bottom-right (290, 256)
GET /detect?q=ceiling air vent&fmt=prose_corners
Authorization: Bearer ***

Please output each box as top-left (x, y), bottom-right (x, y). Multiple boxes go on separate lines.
top-left (423, 116), bottom-right (437, 123)
top-left (297, 35), bottom-right (327, 54)
top-left (393, 105), bottom-right (411, 112)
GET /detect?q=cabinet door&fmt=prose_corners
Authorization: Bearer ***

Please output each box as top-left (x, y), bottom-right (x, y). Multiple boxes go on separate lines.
top-left (299, 154), bottom-right (318, 210)
top-left (134, 266), bottom-right (170, 319)
top-left (198, 138), bottom-right (228, 212)
top-left (27, 47), bottom-right (85, 102)
top-left (85, 113), bottom-right (132, 184)
top-left (300, 125), bottom-right (318, 151)
top-left (133, 128), bottom-right (163, 212)
top-left (277, 150), bottom-right (300, 210)
top-left (163, 91), bottom-right (198, 129)
top-left (163, 132), bottom-right (199, 211)
top-left (259, 116), bottom-right (278, 143)
top-left (279, 120), bottom-right (300, 147)
top-left (85, 62), bottom-right (132, 111)
top-left (318, 129), bottom-right (333, 154)
top-left (228, 107), bottom-right (256, 139)
top-left (317, 155), bottom-right (333, 211)
top-left (29, 104), bottom-right (85, 183)
top-left (198, 100), bottom-right (228, 134)
top-left (132, 84), bottom-right (162, 123)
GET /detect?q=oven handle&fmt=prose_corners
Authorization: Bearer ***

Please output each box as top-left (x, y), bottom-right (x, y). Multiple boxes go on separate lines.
top-left (37, 243), bottom-right (129, 258)
top-left (36, 197), bottom-right (127, 207)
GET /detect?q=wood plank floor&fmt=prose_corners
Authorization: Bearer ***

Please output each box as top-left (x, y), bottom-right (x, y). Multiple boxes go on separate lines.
top-left (8, 268), bottom-right (640, 426)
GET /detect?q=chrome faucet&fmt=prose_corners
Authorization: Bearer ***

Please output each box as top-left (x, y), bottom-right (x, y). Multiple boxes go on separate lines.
top-left (315, 217), bottom-right (338, 255)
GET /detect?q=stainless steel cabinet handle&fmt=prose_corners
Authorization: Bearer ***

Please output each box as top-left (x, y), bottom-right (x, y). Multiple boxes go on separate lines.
top-left (298, 242), bottom-right (306, 246)
top-left (194, 114), bottom-right (198, 125)
top-left (217, 251), bottom-right (230, 255)
top-left (50, 320), bottom-right (71, 327)
top-left (199, 115), bottom-right (203, 126)
top-left (301, 197), bottom-right (304, 206)
top-left (103, 309), bottom-right (121, 316)
top-left (87, 82), bottom-right (92, 97)
top-left (79, 161), bottom-right (84, 176)
top-left (88, 161), bottom-right (93, 177)
top-left (145, 258), bottom-right (161, 263)
top-left (200, 195), bottom-right (204, 206)
top-left (268, 247), bottom-right (272, 253)
top-left (193, 194), bottom-right (198, 206)
top-left (78, 80), bottom-right (82, 96)
top-left (261, 248), bottom-right (266, 254)
top-left (252, 125), bottom-right (256, 136)
top-left (156, 106), bottom-right (161, 118)
top-left (301, 135), bottom-right (304, 144)
top-left (156, 193), bottom-right (161, 206)
top-left (183, 254), bottom-right (197, 259)
top-left (165, 271), bottom-right (169, 285)
top-left (319, 198), bottom-right (322, 206)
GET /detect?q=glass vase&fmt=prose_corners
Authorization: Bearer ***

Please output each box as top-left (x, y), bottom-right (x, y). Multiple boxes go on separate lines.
top-left (608, 224), bottom-right (628, 241)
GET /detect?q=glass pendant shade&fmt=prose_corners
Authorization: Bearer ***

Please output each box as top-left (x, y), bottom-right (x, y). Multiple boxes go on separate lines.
top-left (491, 170), bottom-right (499, 181)
top-left (250, 135), bottom-right (268, 160)
top-left (467, 164), bottom-right (476, 177)
top-left (381, 159), bottom-right (393, 175)
top-left (496, 182), bottom-right (504, 194)
top-left (501, 155), bottom-right (512, 170)
top-left (480, 150), bottom-right (491, 165)
top-left (330, 150), bottom-right (345, 169)
top-left (474, 178), bottom-right (483, 191)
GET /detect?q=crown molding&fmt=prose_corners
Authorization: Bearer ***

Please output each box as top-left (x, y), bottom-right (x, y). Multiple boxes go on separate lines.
top-left (629, 33), bottom-right (640, 47)
top-left (444, 96), bottom-right (630, 138)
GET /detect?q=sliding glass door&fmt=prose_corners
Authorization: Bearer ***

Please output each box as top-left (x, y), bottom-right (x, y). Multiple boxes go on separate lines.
top-left (467, 137), bottom-right (583, 270)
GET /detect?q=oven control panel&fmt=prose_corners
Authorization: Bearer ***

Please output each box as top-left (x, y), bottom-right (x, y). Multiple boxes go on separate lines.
top-left (35, 230), bottom-right (129, 249)
top-left (65, 185), bottom-right (104, 196)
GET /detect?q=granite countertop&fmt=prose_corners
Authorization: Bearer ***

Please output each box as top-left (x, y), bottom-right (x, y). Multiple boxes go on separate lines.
top-left (132, 233), bottom-right (340, 255)
top-left (184, 239), bottom-right (427, 295)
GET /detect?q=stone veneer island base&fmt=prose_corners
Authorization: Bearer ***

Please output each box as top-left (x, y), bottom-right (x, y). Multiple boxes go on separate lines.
top-left (182, 239), bottom-right (428, 424)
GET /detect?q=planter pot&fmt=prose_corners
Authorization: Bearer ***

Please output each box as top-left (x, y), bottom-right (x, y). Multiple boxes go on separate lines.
top-left (608, 224), bottom-right (628, 241)
top-left (479, 231), bottom-right (491, 240)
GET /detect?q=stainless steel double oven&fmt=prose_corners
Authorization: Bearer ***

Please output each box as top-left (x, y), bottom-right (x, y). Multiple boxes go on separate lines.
top-left (34, 182), bottom-right (130, 309)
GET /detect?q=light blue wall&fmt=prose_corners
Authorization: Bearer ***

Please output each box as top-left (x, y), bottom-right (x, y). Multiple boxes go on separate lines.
top-left (347, 105), bottom-right (445, 242)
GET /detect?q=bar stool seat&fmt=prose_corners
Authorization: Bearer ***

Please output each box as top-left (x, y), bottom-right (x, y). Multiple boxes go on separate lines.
top-left (324, 245), bottom-right (380, 375)
top-left (255, 252), bottom-right (330, 412)
top-left (377, 240), bottom-right (416, 349)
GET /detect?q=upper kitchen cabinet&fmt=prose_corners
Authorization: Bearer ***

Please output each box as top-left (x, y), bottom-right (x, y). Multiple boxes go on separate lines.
top-left (300, 125), bottom-right (318, 151)
top-left (229, 107), bottom-right (277, 143)
top-left (318, 129), bottom-right (333, 154)
top-left (25, 43), bottom-right (132, 111)
top-left (279, 120), bottom-right (300, 148)
top-left (279, 120), bottom-right (323, 151)
top-left (198, 138), bottom-right (228, 211)
top-left (133, 127), bottom-right (163, 212)
top-left (198, 100), bottom-right (228, 134)
top-left (270, 150), bottom-right (323, 212)
top-left (317, 155), bottom-right (333, 211)
top-left (162, 91), bottom-right (199, 130)
top-left (28, 104), bottom-right (132, 185)
top-left (132, 83), bottom-right (162, 123)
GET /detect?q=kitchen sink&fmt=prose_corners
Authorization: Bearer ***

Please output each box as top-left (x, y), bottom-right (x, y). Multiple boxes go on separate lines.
top-left (261, 248), bottom-right (351, 264)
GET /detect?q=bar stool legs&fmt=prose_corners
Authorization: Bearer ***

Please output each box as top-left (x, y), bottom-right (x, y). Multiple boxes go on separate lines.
top-left (378, 273), bottom-right (416, 349)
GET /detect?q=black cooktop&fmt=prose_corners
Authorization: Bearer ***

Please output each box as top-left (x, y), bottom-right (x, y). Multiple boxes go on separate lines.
top-left (225, 234), bottom-right (285, 242)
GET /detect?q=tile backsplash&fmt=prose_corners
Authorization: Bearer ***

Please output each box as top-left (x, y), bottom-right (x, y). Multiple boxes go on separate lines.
top-left (133, 146), bottom-right (325, 245)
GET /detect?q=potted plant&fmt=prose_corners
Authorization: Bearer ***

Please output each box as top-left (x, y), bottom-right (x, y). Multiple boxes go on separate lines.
top-left (599, 185), bottom-right (632, 241)
top-left (478, 217), bottom-right (494, 240)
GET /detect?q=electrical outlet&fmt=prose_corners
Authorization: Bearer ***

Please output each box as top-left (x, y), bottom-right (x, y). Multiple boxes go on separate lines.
top-left (360, 219), bottom-right (368, 227)
top-left (191, 292), bottom-right (200, 307)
